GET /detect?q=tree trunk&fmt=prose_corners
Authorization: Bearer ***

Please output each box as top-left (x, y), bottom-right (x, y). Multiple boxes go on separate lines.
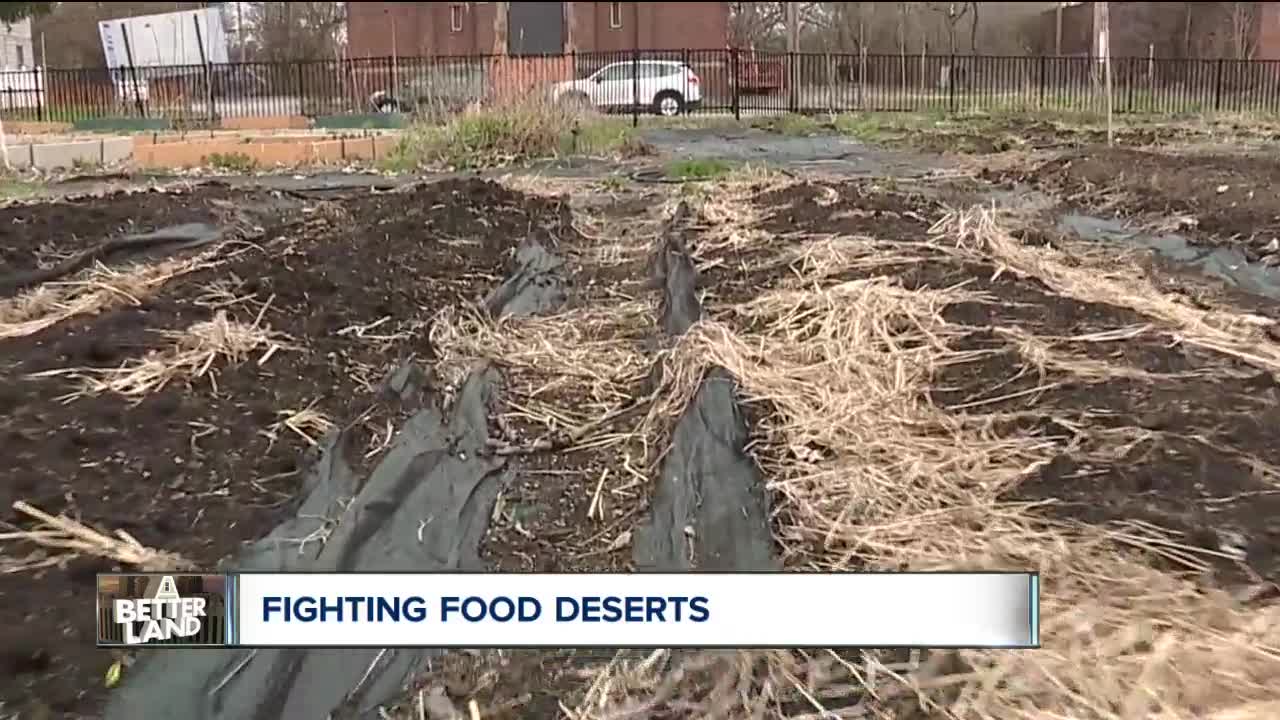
top-left (969, 1), bottom-right (979, 54)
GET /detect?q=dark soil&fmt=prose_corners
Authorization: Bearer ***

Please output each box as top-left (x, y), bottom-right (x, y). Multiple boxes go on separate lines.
top-left (867, 117), bottom-right (1219, 156)
top-left (0, 185), bottom-right (250, 279)
top-left (0, 178), bottom-right (575, 719)
top-left (478, 192), bottom-right (658, 574)
top-left (1002, 147), bottom-right (1280, 254)
top-left (755, 179), bottom-right (939, 238)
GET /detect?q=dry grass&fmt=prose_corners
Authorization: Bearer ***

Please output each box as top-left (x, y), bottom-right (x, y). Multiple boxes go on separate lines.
top-left (396, 171), bottom-right (1280, 719)
top-left (0, 253), bottom-right (218, 339)
top-left (562, 189), bottom-right (1280, 719)
top-left (937, 208), bottom-right (1280, 374)
top-left (2, 501), bottom-right (193, 574)
top-left (28, 309), bottom-right (290, 400)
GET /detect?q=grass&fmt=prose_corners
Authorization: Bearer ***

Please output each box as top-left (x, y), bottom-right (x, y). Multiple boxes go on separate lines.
top-left (206, 151), bottom-right (259, 173)
top-left (0, 177), bottom-right (42, 199)
top-left (665, 157), bottom-right (733, 181)
top-left (382, 99), bottom-right (636, 171)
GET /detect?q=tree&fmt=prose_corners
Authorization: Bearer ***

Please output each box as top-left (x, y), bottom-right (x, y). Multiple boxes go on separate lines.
top-left (32, 2), bottom-right (207, 67)
top-left (1226, 1), bottom-right (1258, 60)
top-left (729, 2), bottom-right (784, 48)
top-left (968, 1), bottom-right (979, 53)
top-left (928, 2), bottom-right (971, 56)
top-left (0, 3), bottom-right (54, 23)
top-left (240, 2), bottom-right (346, 62)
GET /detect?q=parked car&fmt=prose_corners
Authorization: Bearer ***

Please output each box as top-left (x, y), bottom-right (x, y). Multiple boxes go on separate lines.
top-left (552, 60), bottom-right (701, 116)
top-left (370, 64), bottom-right (487, 115)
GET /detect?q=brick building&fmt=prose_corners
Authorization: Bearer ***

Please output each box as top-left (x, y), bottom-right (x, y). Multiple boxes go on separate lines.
top-left (346, 1), bottom-right (731, 58)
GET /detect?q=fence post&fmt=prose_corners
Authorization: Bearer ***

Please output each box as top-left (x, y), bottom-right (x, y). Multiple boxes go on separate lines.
top-left (1214, 58), bottom-right (1224, 112)
top-left (1125, 57), bottom-right (1135, 114)
top-left (948, 52), bottom-right (956, 114)
top-left (1038, 55), bottom-right (1047, 110)
top-left (631, 46), bottom-right (639, 128)
top-left (682, 47), bottom-right (690, 113)
top-left (731, 48), bottom-right (740, 121)
top-left (296, 62), bottom-right (306, 116)
top-left (788, 51), bottom-right (798, 113)
top-left (33, 67), bottom-right (43, 121)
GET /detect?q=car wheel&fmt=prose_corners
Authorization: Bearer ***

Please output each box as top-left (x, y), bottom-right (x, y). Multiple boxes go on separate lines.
top-left (653, 91), bottom-right (684, 117)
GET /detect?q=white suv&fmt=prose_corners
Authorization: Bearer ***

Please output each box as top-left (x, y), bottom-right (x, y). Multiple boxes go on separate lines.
top-left (553, 60), bottom-right (702, 116)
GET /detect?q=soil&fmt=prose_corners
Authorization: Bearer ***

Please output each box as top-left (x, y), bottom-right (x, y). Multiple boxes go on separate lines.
top-left (6, 147), bottom-right (1280, 718)
top-left (0, 178), bottom-right (575, 719)
top-left (0, 186), bottom-right (250, 278)
top-left (478, 190), bottom-right (663, 574)
top-left (1001, 147), bottom-right (1280, 254)
top-left (750, 178), bottom-right (1280, 588)
top-left (865, 117), bottom-right (1238, 157)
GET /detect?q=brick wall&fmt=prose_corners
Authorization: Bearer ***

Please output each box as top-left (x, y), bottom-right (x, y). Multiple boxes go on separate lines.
top-left (574, 2), bottom-right (728, 53)
top-left (348, 2), bottom-right (729, 58)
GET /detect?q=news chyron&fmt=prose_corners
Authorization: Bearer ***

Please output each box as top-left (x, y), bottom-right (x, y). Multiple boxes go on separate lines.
top-left (96, 573), bottom-right (229, 648)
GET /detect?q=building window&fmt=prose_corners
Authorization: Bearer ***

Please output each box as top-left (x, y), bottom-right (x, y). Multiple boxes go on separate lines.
top-left (609, 2), bottom-right (623, 29)
top-left (15, 44), bottom-right (23, 67)
top-left (450, 4), bottom-right (464, 33)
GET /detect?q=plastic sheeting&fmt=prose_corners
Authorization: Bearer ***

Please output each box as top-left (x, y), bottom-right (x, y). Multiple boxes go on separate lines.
top-left (104, 229), bottom-right (568, 720)
top-left (634, 204), bottom-right (778, 572)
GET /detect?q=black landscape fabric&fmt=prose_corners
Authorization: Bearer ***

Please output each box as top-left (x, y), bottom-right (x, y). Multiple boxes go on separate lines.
top-left (104, 199), bottom-right (776, 720)
top-left (103, 232), bottom-right (563, 720)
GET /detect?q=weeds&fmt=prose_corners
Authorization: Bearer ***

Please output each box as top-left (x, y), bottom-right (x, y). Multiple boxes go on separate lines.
top-left (383, 99), bottom-right (634, 171)
top-left (0, 177), bottom-right (41, 200)
top-left (665, 158), bottom-right (733, 181)
top-left (206, 152), bottom-right (258, 172)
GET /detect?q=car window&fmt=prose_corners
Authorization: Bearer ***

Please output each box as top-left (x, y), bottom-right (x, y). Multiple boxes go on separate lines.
top-left (597, 64), bottom-right (632, 82)
top-left (633, 63), bottom-right (673, 79)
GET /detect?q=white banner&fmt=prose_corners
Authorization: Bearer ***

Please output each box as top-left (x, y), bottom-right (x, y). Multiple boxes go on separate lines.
top-left (233, 573), bottom-right (1039, 648)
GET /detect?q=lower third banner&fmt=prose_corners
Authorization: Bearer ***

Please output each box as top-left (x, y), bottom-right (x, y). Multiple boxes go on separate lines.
top-left (218, 572), bottom-right (1038, 649)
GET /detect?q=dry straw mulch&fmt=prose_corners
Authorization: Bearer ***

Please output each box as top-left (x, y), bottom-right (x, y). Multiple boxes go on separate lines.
top-left (527, 179), bottom-right (1280, 720)
top-left (28, 308), bottom-right (291, 401)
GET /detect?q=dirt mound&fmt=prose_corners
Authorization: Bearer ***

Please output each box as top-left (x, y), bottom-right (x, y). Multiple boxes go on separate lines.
top-left (0, 185), bottom-right (280, 280)
top-left (0, 177), bottom-right (574, 718)
top-left (1005, 148), bottom-right (1280, 253)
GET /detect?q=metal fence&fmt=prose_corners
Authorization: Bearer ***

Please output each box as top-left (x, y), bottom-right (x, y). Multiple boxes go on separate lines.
top-left (4, 50), bottom-right (1280, 125)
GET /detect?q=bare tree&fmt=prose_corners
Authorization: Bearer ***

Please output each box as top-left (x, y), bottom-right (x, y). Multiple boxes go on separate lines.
top-left (729, 2), bottom-right (784, 48)
top-left (928, 2), bottom-right (971, 56)
top-left (1226, 1), bottom-right (1258, 60)
top-left (243, 1), bottom-right (345, 62)
top-left (897, 2), bottom-right (911, 84)
top-left (968, 1), bottom-right (979, 53)
top-left (32, 1), bottom-right (207, 67)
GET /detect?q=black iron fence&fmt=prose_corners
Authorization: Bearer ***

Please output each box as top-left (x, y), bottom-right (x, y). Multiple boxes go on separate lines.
top-left (4, 50), bottom-right (1280, 125)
